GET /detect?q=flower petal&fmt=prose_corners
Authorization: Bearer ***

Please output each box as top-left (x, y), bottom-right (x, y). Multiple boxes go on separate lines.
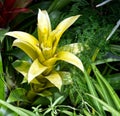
top-left (56, 51), bottom-right (84, 72)
top-left (5, 31), bottom-right (39, 46)
top-left (13, 39), bottom-right (39, 60)
top-left (45, 71), bottom-right (62, 90)
top-left (37, 9), bottom-right (51, 43)
top-left (6, 31), bottom-right (45, 61)
top-left (28, 59), bottom-right (48, 83)
top-left (53, 15), bottom-right (80, 54)
top-left (41, 30), bottom-right (58, 59)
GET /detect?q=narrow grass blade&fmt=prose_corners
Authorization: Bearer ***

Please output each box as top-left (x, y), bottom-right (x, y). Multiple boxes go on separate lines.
top-left (0, 99), bottom-right (29, 116)
top-left (84, 71), bottom-right (106, 115)
top-left (87, 94), bottom-right (120, 116)
top-left (92, 64), bottom-right (120, 110)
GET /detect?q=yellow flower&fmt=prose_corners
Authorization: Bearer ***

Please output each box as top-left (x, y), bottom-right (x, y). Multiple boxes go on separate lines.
top-left (6, 9), bottom-right (84, 90)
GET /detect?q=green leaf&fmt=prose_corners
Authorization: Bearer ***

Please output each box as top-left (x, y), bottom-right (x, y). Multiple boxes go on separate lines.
top-left (17, 107), bottom-right (36, 116)
top-left (106, 73), bottom-right (120, 90)
top-left (57, 43), bottom-right (84, 55)
top-left (60, 110), bottom-right (75, 116)
top-left (28, 59), bottom-right (47, 83)
top-left (0, 99), bottom-right (29, 116)
top-left (58, 71), bottom-right (72, 85)
top-left (0, 28), bottom-right (9, 100)
top-left (7, 88), bottom-right (28, 103)
top-left (38, 90), bottom-right (52, 97)
top-left (92, 64), bottom-right (120, 111)
top-left (0, 28), bottom-right (9, 43)
top-left (12, 60), bottom-right (31, 77)
top-left (48, 0), bottom-right (71, 12)
top-left (84, 71), bottom-right (106, 115)
top-left (0, 106), bottom-right (18, 116)
top-left (10, 48), bottom-right (30, 61)
top-left (87, 94), bottom-right (120, 116)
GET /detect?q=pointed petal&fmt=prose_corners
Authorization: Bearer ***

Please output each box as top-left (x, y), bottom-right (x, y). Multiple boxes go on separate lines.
top-left (53, 15), bottom-right (80, 54)
top-left (12, 39), bottom-right (39, 60)
top-left (56, 51), bottom-right (84, 72)
top-left (37, 9), bottom-right (51, 43)
top-left (28, 59), bottom-right (48, 83)
top-left (5, 31), bottom-right (39, 46)
top-left (56, 15), bottom-right (80, 37)
top-left (6, 31), bottom-right (45, 61)
top-left (45, 71), bottom-right (62, 90)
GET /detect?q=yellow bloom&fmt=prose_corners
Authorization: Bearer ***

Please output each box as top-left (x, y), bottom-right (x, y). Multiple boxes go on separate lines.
top-left (6, 9), bottom-right (84, 90)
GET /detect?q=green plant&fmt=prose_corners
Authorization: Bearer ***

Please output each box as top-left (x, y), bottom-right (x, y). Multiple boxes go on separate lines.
top-left (0, 0), bottom-right (120, 115)
top-left (6, 9), bottom-right (84, 100)
top-left (84, 64), bottom-right (120, 115)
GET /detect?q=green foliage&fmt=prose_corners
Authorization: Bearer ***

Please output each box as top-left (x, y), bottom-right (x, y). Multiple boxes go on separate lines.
top-left (0, 0), bottom-right (120, 115)
top-left (0, 29), bottom-right (9, 100)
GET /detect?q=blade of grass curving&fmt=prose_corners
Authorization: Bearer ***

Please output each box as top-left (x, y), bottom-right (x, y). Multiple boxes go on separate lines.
top-left (94, 82), bottom-right (104, 99)
top-left (92, 64), bottom-right (115, 109)
top-left (92, 64), bottom-right (120, 111)
top-left (87, 94), bottom-right (120, 116)
top-left (84, 71), bottom-right (106, 115)
top-left (83, 109), bottom-right (93, 116)
top-left (0, 99), bottom-right (30, 116)
top-left (17, 107), bottom-right (36, 116)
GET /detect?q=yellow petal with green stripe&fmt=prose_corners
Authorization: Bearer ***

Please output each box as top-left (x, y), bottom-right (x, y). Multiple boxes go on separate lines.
top-left (56, 51), bottom-right (84, 72)
top-left (45, 71), bottom-right (62, 90)
top-left (53, 15), bottom-right (80, 54)
top-left (37, 9), bottom-right (51, 43)
top-left (28, 59), bottom-right (48, 83)
top-left (5, 31), bottom-right (39, 46)
top-left (41, 30), bottom-right (58, 59)
top-left (6, 31), bottom-right (46, 61)
top-left (13, 39), bottom-right (39, 60)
